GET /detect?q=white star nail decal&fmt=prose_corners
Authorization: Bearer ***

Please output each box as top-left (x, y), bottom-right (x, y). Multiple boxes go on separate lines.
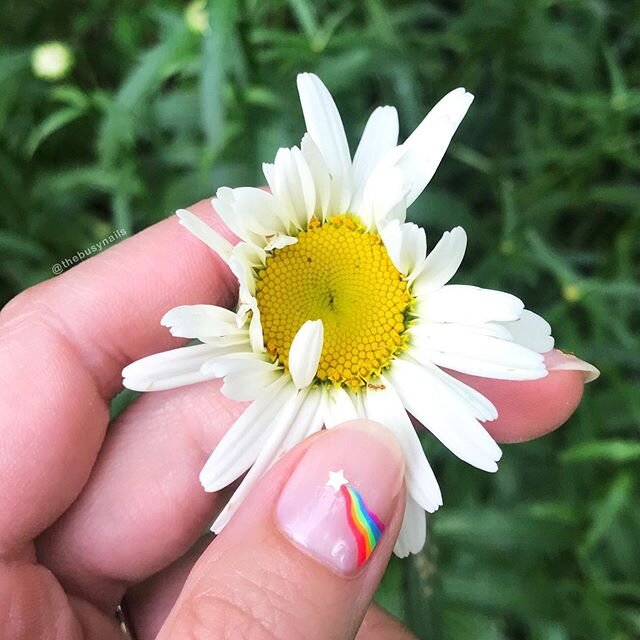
top-left (326, 469), bottom-right (349, 492)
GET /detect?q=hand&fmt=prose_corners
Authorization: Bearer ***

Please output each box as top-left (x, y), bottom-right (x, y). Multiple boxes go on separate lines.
top-left (0, 200), bottom-right (589, 639)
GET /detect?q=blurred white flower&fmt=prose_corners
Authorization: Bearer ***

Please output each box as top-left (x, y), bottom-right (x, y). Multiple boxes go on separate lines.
top-left (32, 41), bottom-right (74, 81)
top-left (185, 0), bottom-right (209, 34)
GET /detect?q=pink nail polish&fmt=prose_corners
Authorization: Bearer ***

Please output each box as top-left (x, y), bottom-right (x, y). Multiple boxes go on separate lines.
top-left (276, 422), bottom-right (404, 575)
top-left (545, 349), bottom-right (600, 383)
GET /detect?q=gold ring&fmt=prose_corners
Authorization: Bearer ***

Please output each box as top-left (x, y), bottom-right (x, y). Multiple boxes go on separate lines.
top-left (115, 600), bottom-right (138, 640)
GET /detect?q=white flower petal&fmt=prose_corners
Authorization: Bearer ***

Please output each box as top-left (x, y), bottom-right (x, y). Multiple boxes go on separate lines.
top-left (201, 352), bottom-right (275, 377)
top-left (161, 305), bottom-right (240, 340)
top-left (421, 284), bottom-right (524, 324)
top-left (394, 88), bottom-right (474, 206)
top-left (422, 348), bottom-right (546, 380)
top-left (365, 378), bottom-right (442, 512)
top-left (262, 161), bottom-right (275, 188)
top-left (412, 227), bottom-right (467, 294)
top-left (214, 187), bottom-right (287, 245)
top-left (267, 146), bottom-right (316, 229)
top-left (292, 147), bottom-right (318, 223)
top-left (289, 319), bottom-right (324, 389)
top-left (323, 385), bottom-right (360, 427)
top-left (231, 242), bottom-right (267, 269)
top-left (211, 386), bottom-right (308, 532)
top-left (394, 496), bottom-right (427, 558)
top-left (199, 376), bottom-right (293, 492)
top-left (389, 358), bottom-right (502, 472)
top-left (230, 187), bottom-right (286, 235)
top-left (426, 365), bottom-right (498, 422)
top-left (380, 220), bottom-right (427, 278)
top-left (236, 301), bottom-right (251, 327)
top-left (351, 105), bottom-right (399, 212)
top-left (211, 190), bottom-right (254, 243)
top-left (229, 248), bottom-right (268, 307)
top-left (359, 159), bottom-right (408, 229)
top-left (500, 309), bottom-right (555, 353)
top-left (412, 323), bottom-right (547, 380)
top-left (263, 234), bottom-right (298, 252)
top-left (411, 320), bottom-right (514, 344)
top-left (352, 390), bottom-right (367, 418)
top-left (122, 343), bottom-right (227, 392)
top-left (296, 73), bottom-right (352, 213)
top-left (200, 333), bottom-right (250, 348)
top-left (248, 301), bottom-right (265, 353)
top-left (220, 366), bottom-right (282, 401)
top-left (201, 352), bottom-right (281, 400)
top-left (229, 244), bottom-right (267, 300)
top-left (423, 351), bottom-right (546, 381)
top-left (300, 133), bottom-right (330, 219)
top-left (176, 209), bottom-right (233, 263)
top-left (229, 254), bottom-right (257, 299)
top-left (277, 386), bottom-right (325, 458)
top-left (203, 355), bottom-right (281, 402)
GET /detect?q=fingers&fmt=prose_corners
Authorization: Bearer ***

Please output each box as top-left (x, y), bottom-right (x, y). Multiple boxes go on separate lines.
top-left (126, 540), bottom-right (417, 640)
top-left (355, 604), bottom-right (417, 640)
top-left (158, 421), bottom-right (406, 640)
top-left (37, 346), bottom-right (592, 607)
top-left (1, 199), bottom-right (234, 399)
top-left (0, 200), bottom-right (233, 552)
top-left (36, 381), bottom-right (244, 608)
top-left (126, 536), bottom-right (212, 640)
top-left (452, 350), bottom-right (593, 443)
top-left (0, 324), bottom-right (108, 554)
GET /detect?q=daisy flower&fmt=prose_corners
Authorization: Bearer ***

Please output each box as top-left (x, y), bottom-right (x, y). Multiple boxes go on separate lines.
top-left (122, 73), bottom-right (586, 557)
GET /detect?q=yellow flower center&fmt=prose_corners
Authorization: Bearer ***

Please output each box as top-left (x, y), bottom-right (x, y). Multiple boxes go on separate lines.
top-left (255, 215), bottom-right (413, 389)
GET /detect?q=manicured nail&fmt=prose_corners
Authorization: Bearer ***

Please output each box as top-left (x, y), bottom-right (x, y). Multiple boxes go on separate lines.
top-left (545, 349), bottom-right (600, 383)
top-left (276, 421), bottom-right (404, 575)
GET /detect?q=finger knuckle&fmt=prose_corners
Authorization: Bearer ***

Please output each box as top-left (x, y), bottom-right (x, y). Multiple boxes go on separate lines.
top-left (0, 282), bottom-right (48, 325)
top-left (173, 557), bottom-right (310, 640)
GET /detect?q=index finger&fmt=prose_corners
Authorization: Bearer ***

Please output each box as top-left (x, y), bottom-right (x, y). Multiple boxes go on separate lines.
top-left (0, 199), bottom-right (235, 551)
top-left (1, 199), bottom-right (236, 398)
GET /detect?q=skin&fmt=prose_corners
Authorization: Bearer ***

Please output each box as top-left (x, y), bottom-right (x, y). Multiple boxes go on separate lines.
top-left (0, 199), bottom-right (588, 639)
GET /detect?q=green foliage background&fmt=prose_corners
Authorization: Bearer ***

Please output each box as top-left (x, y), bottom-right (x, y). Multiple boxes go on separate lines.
top-left (1, 1), bottom-right (639, 637)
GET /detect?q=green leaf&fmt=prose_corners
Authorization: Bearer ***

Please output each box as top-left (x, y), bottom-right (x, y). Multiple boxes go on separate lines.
top-left (581, 471), bottom-right (634, 554)
top-left (442, 609), bottom-right (506, 640)
top-left (0, 231), bottom-right (47, 260)
top-left (26, 106), bottom-right (86, 156)
top-left (287, 0), bottom-right (319, 40)
top-left (50, 85), bottom-right (91, 109)
top-left (405, 547), bottom-right (443, 639)
top-left (110, 388), bottom-right (139, 420)
top-left (98, 17), bottom-right (194, 164)
top-left (200, 0), bottom-right (244, 152)
top-left (375, 554), bottom-right (406, 622)
top-left (562, 440), bottom-right (640, 464)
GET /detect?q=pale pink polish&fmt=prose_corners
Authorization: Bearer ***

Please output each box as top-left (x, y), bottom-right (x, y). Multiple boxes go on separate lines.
top-left (275, 422), bottom-right (404, 576)
top-left (545, 349), bottom-right (600, 383)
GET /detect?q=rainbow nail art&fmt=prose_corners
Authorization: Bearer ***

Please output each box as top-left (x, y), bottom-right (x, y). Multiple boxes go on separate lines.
top-left (340, 483), bottom-right (385, 567)
top-left (325, 469), bottom-right (385, 567)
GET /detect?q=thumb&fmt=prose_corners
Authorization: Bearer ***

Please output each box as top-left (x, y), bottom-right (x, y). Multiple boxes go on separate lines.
top-left (157, 420), bottom-right (406, 640)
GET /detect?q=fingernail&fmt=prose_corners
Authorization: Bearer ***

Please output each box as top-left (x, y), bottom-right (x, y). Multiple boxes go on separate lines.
top-left (276, 420), bottom-right (404, 576)
top-left (545, 349), bottom-right (600, 383)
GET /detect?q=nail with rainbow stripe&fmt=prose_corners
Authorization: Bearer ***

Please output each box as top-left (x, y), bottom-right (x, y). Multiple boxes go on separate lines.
top-left (275, 424), bottom-right (403, 575)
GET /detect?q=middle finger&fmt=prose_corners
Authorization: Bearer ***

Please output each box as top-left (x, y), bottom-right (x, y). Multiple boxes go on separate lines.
top-left (36, 380), bottom-right (244, 609)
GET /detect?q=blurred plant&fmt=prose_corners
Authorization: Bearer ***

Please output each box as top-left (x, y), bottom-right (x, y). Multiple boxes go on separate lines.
top-left (0, 1), bottom-right (639, 638)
